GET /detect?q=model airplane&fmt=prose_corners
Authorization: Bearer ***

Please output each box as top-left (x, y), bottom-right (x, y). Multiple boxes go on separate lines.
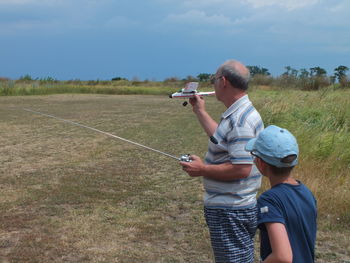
top-left (169, 82), bottom-right (215, 98)
top-left (169, 82), bottom-right (215, 106)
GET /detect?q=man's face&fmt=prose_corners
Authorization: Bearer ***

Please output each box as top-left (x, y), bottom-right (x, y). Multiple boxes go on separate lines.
top-left (212, 72), bottom-right (223, 101)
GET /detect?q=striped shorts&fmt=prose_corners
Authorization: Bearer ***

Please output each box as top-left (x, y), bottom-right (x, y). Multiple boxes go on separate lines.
top-left (204, 205), bottom-right (258, 263)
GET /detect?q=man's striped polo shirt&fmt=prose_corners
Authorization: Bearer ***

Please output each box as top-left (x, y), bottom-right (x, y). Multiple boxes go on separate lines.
top-left (203, 94), bottom-right (264, 209)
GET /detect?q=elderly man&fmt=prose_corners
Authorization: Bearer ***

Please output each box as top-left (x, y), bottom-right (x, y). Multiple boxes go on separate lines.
top-left (180, 59), bottom-right (264, 263)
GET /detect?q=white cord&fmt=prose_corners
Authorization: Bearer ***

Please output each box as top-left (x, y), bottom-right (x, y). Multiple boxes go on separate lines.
top-left (23, 108), bottom-right (180, 161)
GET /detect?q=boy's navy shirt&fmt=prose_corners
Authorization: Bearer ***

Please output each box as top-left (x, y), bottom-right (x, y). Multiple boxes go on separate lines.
top-left (257, 182), bottom-right (317, 263)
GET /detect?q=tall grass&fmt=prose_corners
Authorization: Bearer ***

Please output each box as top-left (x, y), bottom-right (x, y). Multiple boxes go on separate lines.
top-left (250, 88), bottom-right (350, 227)
top-left (0, 79), bottom-right (214, 96)
top-left (0, 81), bottom-right (175, 96)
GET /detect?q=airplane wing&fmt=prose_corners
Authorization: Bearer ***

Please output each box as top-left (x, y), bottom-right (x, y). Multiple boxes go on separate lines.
top-left (170, 81), bottom-right (215, 98)
top-left (169, 91), bottom-right (215, 98)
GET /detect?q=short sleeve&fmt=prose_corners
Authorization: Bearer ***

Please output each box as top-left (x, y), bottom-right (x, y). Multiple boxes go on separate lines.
top-left (257, 194), bottom-right (286, 229)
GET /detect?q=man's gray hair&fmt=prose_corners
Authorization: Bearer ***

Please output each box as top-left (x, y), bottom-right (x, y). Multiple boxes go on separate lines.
top-left (218, 62), bottom-right (250, 91)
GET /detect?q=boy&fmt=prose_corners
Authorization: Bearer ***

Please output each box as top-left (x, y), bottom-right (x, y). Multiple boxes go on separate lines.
top-left (245, 125), bottom-right (317, 263)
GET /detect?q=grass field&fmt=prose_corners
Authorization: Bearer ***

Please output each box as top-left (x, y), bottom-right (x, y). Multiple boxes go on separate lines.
top-left (0, 90), bottom-right (349, 262)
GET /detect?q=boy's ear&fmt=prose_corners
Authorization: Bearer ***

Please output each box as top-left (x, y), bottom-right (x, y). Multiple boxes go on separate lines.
top-left (256, 157), bottom-right (266, 171)
top-left (259, 158), bottom-right (266, 169)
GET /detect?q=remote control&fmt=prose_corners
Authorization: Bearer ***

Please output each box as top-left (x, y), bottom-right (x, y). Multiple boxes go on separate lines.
top-left (180, 154), bottom-right (192, 162)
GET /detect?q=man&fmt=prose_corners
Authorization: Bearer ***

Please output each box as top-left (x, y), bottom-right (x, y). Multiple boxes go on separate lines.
top-left (245, 125), bottom-right (317, 263)
top-left (180, 59), bottom-right (264, 262)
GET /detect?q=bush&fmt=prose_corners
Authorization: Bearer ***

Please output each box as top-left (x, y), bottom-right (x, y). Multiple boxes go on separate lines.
top-left (339, 76), bottom-right (350, 88)
top-left (273, 75), bottom-right (300, 89)
top-left (303, 76), bottom-right (330, 90)
top-left (250, 74), bottom-right (274, 86)
top-left (0, 77), bottom-right (10, 82)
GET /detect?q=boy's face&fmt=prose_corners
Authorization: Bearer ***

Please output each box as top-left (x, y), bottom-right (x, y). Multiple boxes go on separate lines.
top-left (254, 157), bottom-right (266, 177)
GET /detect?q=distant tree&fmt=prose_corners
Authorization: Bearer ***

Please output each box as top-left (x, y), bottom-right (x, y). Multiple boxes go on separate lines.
top-left (112, 77), bottom-right (128, 81)
top-left (197, 73), bottom-right (211, 82)
top-left (39, 76), bottom-right (56, 83)
top-left (298, 68), bottom-right (311, 89)
top-left (283, 66), bottom-right (291, 76)
top-left (19, 74), bottom-right (33, 81)
top-left (307, 67), bottom-right (329, 90)
top-left (329, 76), bottom-right (336, 84)
top-left (183, 75), bottom-right (198, 82)
top-left (260, 67), bottom-right (270, 76)
top-left (334, 65), bottom-right (349, 82)
top-left (298, 68), bottom-right (309, 79)
top-left (164, 77), bottom-right (180, 82)
top-left (310, 67), bottom-right (327, 76)
top-left (291, 69), bottom-right (298, 78)
top-left (247, 66), bottom-right (271, 76)
top-left (247, 66), bottom-right (272, 86)
top-left (282, 66), bottom-right (298, 77)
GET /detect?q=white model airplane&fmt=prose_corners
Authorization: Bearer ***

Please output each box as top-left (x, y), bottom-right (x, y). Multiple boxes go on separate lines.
top-left (169, 82), bottom-right (215, 99)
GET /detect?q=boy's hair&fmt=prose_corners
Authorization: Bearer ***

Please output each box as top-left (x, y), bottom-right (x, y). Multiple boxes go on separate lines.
top-left (265, 155), bottom-right (297, 176)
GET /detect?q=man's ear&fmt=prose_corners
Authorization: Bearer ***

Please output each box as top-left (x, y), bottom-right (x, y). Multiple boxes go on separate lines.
top-left (222, 76), bottom-right (227, 87)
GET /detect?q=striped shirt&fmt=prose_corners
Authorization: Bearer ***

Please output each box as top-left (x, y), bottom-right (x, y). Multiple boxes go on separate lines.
top-left (203, 95), bottom-right (264, 209)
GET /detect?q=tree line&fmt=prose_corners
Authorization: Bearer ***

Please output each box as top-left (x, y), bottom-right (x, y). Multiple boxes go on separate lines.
top-left (194, 65), bottom-right (350, 90)
top-left (2, 65), bottom-right (349, 90)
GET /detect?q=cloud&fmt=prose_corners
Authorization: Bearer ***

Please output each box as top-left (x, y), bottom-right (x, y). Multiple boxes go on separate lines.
top-left (0, 0), bottom-right (137, 34)
top-left (104, 16), bottom-right (139, 29)
top-left (0, 0), bottom-right (34, 3)
top-left (0, 0), bottom-right (59, 5)
top-left (183, 0), bottom-right (226, 7)
top-left (180, 0), bottom-right (319, 10)
top-left (243, 0), bottom-right (319, 10)
top-left (166, 10), bottom-right (234, 27)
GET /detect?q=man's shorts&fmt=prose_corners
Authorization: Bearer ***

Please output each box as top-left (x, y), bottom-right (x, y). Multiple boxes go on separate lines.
top-left (204, 205), bottom-right (258, 263)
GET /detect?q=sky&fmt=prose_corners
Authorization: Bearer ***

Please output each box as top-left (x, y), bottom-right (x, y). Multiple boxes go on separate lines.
top-left (1, 0), bottom-right (349, 81)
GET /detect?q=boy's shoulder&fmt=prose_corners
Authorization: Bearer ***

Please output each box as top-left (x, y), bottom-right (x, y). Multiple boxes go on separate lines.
top-left (258, 183), bottom-right (292, 198)
top-left (258, 182), bottom-right (316, 206)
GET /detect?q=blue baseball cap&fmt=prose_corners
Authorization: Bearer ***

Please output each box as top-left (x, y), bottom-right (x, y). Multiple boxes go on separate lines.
top-left (245, 125), bottom-right (299, 168)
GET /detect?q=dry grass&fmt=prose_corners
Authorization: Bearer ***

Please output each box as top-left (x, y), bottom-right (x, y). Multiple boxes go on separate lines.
top-left (0, 93), bottom-right (349, 262)
top-left (0, 95), bottom-right (213, 262)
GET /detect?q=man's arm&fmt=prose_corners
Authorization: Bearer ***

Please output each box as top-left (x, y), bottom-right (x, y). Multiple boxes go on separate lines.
top-left (262, 223), bottom-right (293, 263)
top-left (189, 95), bottom-right (218, 137)
top-left (184, 95), bottom-right (252, 181)
top-left (180, 155), bottom-right (252, 181)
